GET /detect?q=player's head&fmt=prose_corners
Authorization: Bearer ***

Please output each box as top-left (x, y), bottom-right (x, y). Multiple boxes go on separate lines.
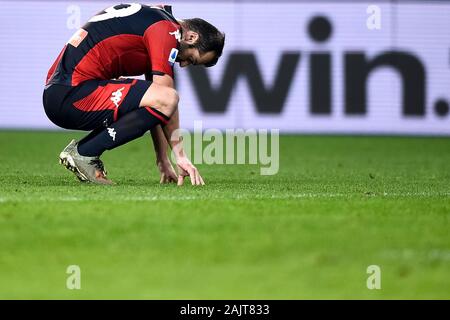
top-left (177, 18), bottom-right (225, 68)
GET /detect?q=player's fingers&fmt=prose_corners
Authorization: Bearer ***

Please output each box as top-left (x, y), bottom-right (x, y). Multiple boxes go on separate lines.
top-left (188, 168), bottom-right (195, 185)
top-left (191, 168), bottom-right (198, 185)
top-left (193, 168), bottom-right (201, 185)
top-left (169, 172), bottom-right (177, 183)
top-left (199, 174), bottom-right (205, 186)
top-left (177, 174), bottom-right (184, 186)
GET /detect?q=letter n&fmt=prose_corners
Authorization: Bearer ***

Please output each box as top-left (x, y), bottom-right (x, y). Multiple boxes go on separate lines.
top-left (345, 51), bottom-right (426, 116)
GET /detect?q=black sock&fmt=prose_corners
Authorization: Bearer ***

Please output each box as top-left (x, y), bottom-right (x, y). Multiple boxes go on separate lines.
top-left (77, 107), bottom-right (169, 157)
top-left (78, 127), bottom-right (104, 146)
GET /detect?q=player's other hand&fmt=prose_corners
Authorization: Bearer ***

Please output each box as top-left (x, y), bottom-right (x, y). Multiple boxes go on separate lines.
top-left (176, 156), bottom-right (205, 186)
top-left (157, 158), bottom-right (178, 184)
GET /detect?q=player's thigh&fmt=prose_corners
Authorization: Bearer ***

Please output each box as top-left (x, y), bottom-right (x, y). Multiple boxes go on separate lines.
top-left (43, 84), bottom-right (76, 129)
top-left (69, 79), bottom-right (152, 130)
top-left (139, 83), bottom-right (179, 116)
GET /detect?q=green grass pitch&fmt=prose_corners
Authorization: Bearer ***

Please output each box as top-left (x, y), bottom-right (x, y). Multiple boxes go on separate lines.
top-left (0, 131), bottom-right (449, 299)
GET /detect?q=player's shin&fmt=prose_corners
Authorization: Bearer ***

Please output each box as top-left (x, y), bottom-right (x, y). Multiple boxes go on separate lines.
top-left (77, 107), bottom-right (169, 157)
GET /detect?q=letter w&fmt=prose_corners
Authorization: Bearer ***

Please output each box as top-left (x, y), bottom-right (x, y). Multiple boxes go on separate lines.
top-left (188, 52), bottom-right (300, 113)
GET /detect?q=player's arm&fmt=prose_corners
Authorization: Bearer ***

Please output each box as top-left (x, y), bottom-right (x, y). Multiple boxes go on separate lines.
top-left (145, 73), bottom-right (177, 184)
top-left (150, 125), bottom-right (178, 184)
top-left (143, 21), bottom-right (204, 185)
top-left (152, 74), bottom-right (204, 186)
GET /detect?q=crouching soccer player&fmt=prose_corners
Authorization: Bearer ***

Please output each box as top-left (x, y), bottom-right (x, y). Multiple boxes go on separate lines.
top-left (42, 4), bottom-right (225, 185)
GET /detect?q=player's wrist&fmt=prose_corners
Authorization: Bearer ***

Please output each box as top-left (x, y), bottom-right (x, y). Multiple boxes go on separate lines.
top-left (156, 153), bottom-right (170, 165)
top-left (175, 153), bottom-right (189, 163)
top-left (171, 143), bottom-right (187, 161)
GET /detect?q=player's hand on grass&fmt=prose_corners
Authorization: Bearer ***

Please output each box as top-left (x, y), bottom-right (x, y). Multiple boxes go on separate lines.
top-left (157, 159), bottom-right (178, 184)
top-left (176, 156), bottom-right (205, 186)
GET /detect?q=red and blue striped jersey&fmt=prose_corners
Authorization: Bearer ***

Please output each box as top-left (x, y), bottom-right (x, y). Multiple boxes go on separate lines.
top-left (46, 4), bottom-right (181, 86)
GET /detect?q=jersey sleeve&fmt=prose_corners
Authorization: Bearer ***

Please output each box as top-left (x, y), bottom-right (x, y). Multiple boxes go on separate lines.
top-left (143, 20), bottom-right (180, 78)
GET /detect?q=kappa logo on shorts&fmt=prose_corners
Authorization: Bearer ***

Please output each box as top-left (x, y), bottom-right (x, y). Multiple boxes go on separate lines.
top-left (168, 48), bottom-right (179, 66)
top-left (110, 87), bottom-right (125, 108)
top-left (107, 128), bottom-right (116, 141)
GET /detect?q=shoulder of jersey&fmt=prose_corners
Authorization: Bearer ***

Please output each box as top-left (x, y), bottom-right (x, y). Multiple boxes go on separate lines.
top-left (141, 4), bottom-right (179, 24)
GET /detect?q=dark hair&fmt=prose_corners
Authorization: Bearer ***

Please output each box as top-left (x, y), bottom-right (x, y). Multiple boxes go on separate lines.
top-left (182, 18), bottom-right (225, 67)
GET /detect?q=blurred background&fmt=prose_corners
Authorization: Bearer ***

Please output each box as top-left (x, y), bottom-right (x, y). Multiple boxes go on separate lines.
top-left (1, 1), bottom-right (450, 300)
top-left (1, 0), bottom-right (449, 134)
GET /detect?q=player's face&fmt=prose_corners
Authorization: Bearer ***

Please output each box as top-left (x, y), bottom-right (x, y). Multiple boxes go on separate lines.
top-left (176, 29), bottom-right (216, 67)
top-left (176, 47), bottom-right (216, 68)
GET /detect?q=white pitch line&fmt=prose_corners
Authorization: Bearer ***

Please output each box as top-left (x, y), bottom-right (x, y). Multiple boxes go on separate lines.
top-left (381, 249), bottom-right (450, 261)
top-left (0, 193), bottom-right (349, 202)
top-left (0, 192), bottom-right (449, 203)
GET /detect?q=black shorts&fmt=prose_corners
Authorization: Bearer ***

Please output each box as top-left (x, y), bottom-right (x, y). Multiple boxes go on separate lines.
top-left (43, 79), bottom-right (151, 131)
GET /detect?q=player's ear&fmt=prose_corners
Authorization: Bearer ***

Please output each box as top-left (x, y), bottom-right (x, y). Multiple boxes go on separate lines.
top-left (183, 30), bottom-right (199, 45)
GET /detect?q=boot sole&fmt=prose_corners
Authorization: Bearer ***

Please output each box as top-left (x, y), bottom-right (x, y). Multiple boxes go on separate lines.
top-left (59, 152), bottom-right (114, 185)
top-left (59, 152), bottom-right (89, 182)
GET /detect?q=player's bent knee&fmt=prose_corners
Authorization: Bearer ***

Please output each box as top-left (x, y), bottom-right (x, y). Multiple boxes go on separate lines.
top-left (140, 84), bottom-right (179, 117)
top-left (161, 87), bottom-right (179, 115)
